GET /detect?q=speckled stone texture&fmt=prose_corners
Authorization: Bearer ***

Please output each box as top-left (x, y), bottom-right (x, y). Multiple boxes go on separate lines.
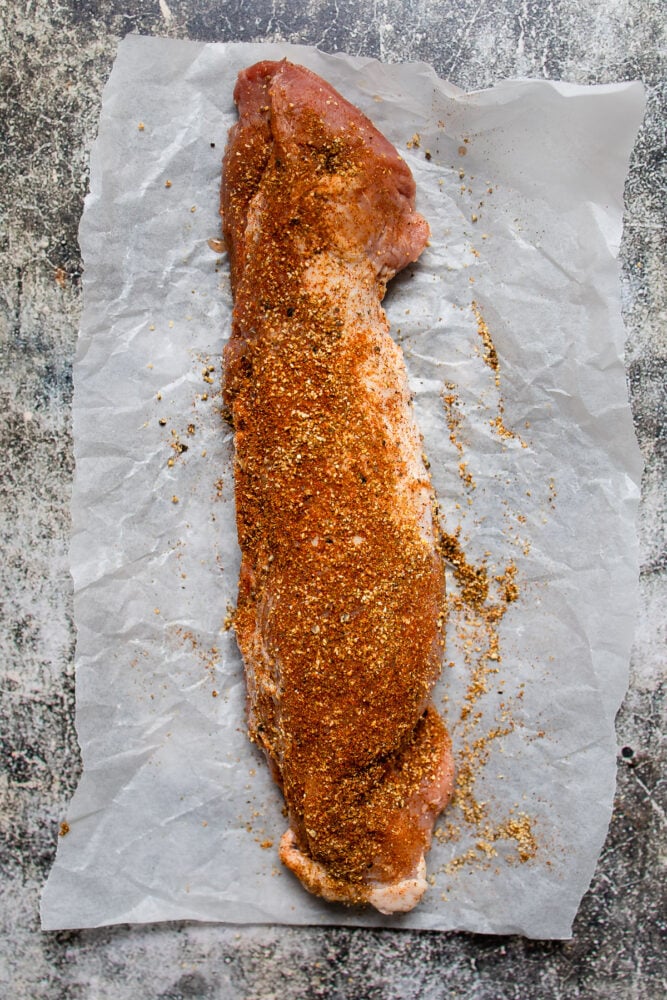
top-left (0, 1), bottom-right (664, 997)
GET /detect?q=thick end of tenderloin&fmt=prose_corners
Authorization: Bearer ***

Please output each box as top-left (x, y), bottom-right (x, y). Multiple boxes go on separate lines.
top-left (222, 60), bottom-right (430, 291)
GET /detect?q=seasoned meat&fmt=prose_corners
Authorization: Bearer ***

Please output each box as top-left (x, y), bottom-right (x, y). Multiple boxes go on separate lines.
top-left (221, 60), bottom-right (454, 913)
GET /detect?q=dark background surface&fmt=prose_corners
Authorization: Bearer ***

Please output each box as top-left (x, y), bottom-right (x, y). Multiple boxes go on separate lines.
top-left (1, 2), bottom-right (665, 997)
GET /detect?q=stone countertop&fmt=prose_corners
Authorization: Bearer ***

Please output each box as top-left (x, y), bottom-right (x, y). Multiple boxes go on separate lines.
top-left (0, 3), bottom-right (664, 998)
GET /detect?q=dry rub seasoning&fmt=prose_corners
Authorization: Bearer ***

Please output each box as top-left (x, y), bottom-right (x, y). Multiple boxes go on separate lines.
top-left (220, 60), bottom-right (455, 912)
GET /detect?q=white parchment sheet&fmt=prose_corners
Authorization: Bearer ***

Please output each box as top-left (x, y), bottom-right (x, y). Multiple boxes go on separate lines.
top-left (41, 35), bottom-right (645, 937)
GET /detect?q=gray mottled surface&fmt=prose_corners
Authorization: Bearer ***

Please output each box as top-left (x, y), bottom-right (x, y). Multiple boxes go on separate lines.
top-left (0, 1), bottom-right (665, 997)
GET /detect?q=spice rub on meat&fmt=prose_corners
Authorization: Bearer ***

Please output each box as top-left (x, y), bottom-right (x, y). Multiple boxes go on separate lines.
top-left (221, 60), bottom-right (454, 914)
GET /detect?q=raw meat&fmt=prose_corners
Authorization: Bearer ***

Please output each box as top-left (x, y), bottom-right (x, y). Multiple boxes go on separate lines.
top-left (221, 60), bottom-right (454, 913)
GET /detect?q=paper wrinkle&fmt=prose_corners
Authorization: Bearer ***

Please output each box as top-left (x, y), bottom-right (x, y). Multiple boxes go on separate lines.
top-left (40, 36), bottom-right (644, 937)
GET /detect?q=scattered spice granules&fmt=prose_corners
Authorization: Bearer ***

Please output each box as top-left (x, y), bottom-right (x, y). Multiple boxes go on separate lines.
top-left (223, 604), bottom-right (235, 631)
top-left (471, 300), bottom-right (499, 379)
top-left (434, 302), bottom-right (539, 876)
top-left (440, 385), bottom-right (476, 491)
top-left (173, 625), bottom-right (221, 680)
top-left (434, 515), bottom-right (538, 872)
top-left (441, 811), bottom-right (537, 872)
top-left (470, 301), bottom-right (527, 448)
top-left (494, 813), bottom-right (538, 862)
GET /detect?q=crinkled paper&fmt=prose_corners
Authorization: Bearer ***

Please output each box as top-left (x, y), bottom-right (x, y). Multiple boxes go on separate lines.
top-left (41, 35), bottom-right (645, 937)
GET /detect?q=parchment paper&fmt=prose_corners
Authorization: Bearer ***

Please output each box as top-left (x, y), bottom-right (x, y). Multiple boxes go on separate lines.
top-left (40, 34), bottom-right (645, 937)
